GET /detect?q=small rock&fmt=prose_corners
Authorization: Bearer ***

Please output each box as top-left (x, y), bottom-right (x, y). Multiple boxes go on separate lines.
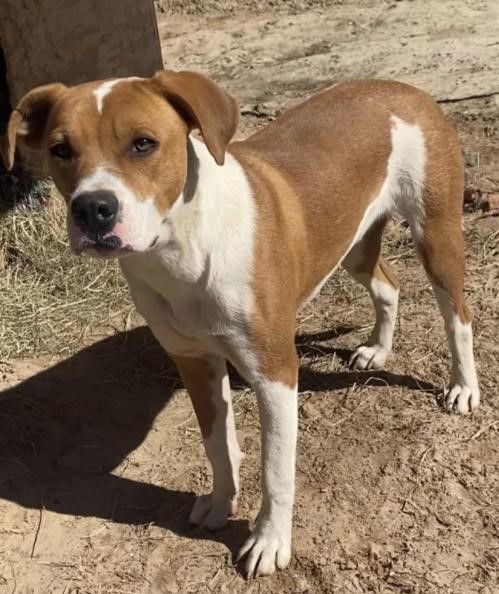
top-left (434, 511), bottom-right (453, 527)
top-left (301, 400), bottom-right (320, 419)
top-left (463, 186), bottom-right (481, 211)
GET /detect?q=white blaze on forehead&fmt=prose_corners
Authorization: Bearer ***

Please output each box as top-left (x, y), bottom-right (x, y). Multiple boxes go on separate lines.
top-left (93, 80), bottom-right (121, 113)
top-left (93, 77), bottom-right (143, 114)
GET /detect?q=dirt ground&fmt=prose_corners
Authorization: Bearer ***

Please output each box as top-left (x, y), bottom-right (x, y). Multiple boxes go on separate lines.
top-left (1, 1), bottom-right (499, 593)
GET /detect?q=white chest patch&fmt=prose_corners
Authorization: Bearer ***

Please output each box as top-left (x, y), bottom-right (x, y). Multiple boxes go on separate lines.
top-left (120, 138), bottom-right (258, 369)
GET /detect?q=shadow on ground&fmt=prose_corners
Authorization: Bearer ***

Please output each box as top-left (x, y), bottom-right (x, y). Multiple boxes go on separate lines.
top-left (0, 326), bottom-right (437, 558)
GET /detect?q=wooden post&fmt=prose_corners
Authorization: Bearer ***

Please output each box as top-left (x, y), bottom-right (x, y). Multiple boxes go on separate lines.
top-left (0, 0), bottom-right (162, 104)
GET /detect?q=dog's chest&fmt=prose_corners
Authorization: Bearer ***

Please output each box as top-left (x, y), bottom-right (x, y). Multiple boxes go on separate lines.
top-left (121, 252), bottom-right (251, 357)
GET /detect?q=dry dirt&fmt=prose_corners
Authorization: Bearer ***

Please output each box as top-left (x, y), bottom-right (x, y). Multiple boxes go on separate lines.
top-left (1, 1), bottom-right (499, 593)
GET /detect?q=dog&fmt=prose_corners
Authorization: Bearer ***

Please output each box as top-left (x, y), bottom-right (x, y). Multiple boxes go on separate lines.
top-left (2, 71), bottom-right (480, 577)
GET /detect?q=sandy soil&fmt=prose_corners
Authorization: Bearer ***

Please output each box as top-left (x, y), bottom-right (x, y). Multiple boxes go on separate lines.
top-left (1, 1), bottom-right (498, 592)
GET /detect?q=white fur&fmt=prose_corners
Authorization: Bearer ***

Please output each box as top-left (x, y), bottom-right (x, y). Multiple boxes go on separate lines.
top-left (345, 116), bottom-right (424, 369)
top-left (349, 277), bottom-right (399, 370)
top-left (370, 278), bottom-right (399, 350)
top-left (305, 115), bottom-right (426, 304)
top-left (188, 357), bottom-right (242, 530)
top-left (17, 121), bottom-right (30, 136)
top-left (93, 80), bottom-right (121, 113)
top-left (120, 140), bottom-right (300, 570)
top-left (389, 115), bottom-right (427, 238)
top-left (433, 286), bottom-right (480, 413)
top-left (93, 77), bottom-right (142, 113)
top-left (120, 137), bottom-right (257, 360)
top-left (356, 115), bottom-right (427, 241)
top-left (237, 380), bottom-right (297, 578)
top-left (70, 168), bottom-right (163, 253)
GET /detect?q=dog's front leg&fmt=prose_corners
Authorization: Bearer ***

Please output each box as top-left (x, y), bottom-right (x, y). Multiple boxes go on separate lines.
top-left (173, 354), bottom-right (242, 530)
top-left (238, 376), bottom-right (298, 577)
top-left (122, 273), bottom-right (242, 528)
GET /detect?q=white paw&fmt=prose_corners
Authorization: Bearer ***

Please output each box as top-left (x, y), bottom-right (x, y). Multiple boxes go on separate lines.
top-left (237, 516), bottom-right (292, 578)
top-left (189, 493), bottom-right (237, 530)
top-left (349, 344), bottom-right (388, 370)
top-left (444, 382), bottom-right (480, 414)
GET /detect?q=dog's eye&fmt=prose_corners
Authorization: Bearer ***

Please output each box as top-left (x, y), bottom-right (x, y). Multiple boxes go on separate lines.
top-left (131, 137), bottom-right (157, 154)
top-left (50, 142), bottom-right (72, 160)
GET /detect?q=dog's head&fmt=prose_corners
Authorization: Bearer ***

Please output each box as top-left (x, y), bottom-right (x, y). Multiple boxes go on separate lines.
top-left (1, 71), bottom-right (239, 257)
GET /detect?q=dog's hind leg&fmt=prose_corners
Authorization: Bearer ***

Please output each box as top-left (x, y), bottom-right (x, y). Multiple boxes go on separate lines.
top-left (397, 116), bottom-right (480, 414)
top-left (343, 218), bottom-right (400, 370)
top-left (409, 201), bottom-right (480, 414)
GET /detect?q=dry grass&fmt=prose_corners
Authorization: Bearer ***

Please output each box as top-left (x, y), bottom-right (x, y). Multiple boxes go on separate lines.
top-left (0, 187), bottom-right (134, 360)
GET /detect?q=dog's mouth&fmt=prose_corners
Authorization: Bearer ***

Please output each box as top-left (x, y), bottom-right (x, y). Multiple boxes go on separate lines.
top-left (76, 235), bottom-right (133, 257)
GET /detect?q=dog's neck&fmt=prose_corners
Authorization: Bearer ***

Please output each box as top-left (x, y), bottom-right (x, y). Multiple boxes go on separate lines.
top-left (146, 136), bottom-right (255, 287)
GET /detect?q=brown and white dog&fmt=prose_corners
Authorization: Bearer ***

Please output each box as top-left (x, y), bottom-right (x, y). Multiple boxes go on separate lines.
top-left (2, 72), bottom-right (480, 577)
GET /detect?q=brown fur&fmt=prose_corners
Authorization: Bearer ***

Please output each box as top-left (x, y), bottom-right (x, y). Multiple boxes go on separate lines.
top-left (172, 355), bottom-right (217, 438)
top-left (342, 218), bottom-right (399, 292)
top-left (151, 71), bottom-right (239, 166)
top-left (228, 80), bottom-right (468, 381)
top-left (2, 83), bottom-right (67, 170)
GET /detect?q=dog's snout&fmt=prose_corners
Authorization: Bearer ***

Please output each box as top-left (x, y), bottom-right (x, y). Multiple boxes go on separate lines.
top-left (71, 191), bottom-right (118, 235)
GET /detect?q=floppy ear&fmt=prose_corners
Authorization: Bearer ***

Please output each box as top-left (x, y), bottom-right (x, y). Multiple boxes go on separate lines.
top-left (151, 70), bottom-right (239, 166)
top-left (1, 83), bottom-right (67, 170)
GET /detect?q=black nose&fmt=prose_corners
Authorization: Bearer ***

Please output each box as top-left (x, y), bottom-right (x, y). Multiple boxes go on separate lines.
top-left (71, 191), bottom-right (118, 235)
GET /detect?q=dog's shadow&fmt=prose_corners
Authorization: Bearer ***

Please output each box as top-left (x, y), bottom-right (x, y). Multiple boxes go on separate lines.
top-left (0, 326), bottom-right (437, 560)
top-left (295, 327), bottom-right (438, 395)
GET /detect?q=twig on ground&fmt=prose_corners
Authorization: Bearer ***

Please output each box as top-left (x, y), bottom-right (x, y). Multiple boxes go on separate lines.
top-left (463, 420), bottom-right (499, 442)
top-left (437, 91), bottom-right (499, 104)
top-left (30, 507), bottom-right (44, 558)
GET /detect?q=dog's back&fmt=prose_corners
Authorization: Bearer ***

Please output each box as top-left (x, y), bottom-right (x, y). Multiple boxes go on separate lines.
top-left (230, 80), bottom-right (463, 306)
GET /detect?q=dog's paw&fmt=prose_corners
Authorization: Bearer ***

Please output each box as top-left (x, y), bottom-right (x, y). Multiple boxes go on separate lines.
top-left (237, 516), bottom-right (292, 578)
top-left (349, 344), bottom-right (388, 370)
top-left (444, 382), bottom-right (480, 414)
top-left (189, 493), bottom-right (237, 530)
